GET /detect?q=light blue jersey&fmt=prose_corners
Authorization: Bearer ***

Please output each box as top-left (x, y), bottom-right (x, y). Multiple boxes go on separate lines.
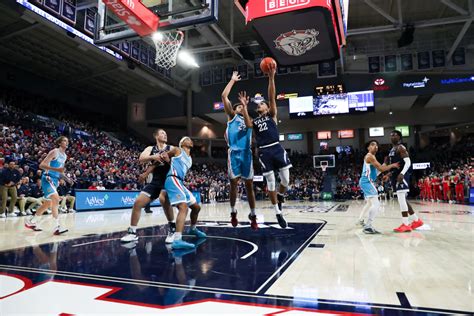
top-left (225, 114), bottom-right (252, 151)
top-left (359, 157), bottom-right (378, 198)
top-left (225, 114), bottom-right (254, 180)
top-left (45, 150), bottom-right (67, 179)
top-left (167, 149), bottom-right (192, 180)
top-left (165, 148), bottom-right (196, 206)
top-left (42, 149), bottom-right (67, 199)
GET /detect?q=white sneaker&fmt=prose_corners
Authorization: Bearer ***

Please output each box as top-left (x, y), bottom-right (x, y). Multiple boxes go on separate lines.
top-left (60, 207), bottom-right (67, 213)
top-left (120, 228), bottom-right (138, 243)
top-left (25, 216), bottom-right (42, 231)
top-left (165, 232), bottom-right (175, 244)
top-left (26, 210), bottom-right (32, 215)
top-left (0, 213), bottom-right (6, 218)
top-left (7, 213), bottom-right (17, 217)
top-left (53, 225), bottom-right (68, 235)
top-left (68, 209), bottom-right (75, 213)
top-left (20, 211), bottom-right (27, 216)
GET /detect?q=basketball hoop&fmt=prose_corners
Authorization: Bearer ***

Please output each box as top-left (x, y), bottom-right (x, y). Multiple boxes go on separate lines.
top-left (321, 161), bottom-right (328, 172)
top-left (152, 30), bottom-right (184, 69)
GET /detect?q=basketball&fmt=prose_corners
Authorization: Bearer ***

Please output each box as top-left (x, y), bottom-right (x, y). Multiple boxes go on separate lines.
top-left (260, 57), bottom-right (277, 74)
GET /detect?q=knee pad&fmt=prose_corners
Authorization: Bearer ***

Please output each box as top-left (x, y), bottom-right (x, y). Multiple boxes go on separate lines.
top-left (279, 168), bottom-right (290, 188)
top-left (265, 172), bottom-right (276, 191)
top-left (397, 192), bottom-right (408, 212)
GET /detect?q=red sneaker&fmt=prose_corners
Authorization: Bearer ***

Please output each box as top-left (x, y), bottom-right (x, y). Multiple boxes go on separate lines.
top-left (230, 212), bottom-right (238, 227)
top-left (393, 224), bottom-right (412, 233)
top-left (248, 214), bottom-right (258, 231)
top-left (410, 219), bottom-right (424, 230)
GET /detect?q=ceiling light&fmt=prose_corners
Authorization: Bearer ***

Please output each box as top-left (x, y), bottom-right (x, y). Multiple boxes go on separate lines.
top-left (453, 106), bottom-right (457, 110)
top-left (152, 32), bottom-right (164, 42)
top-left (389, 111), bottom-right (393, 115)
top-left (178, 50), bottom-right (199, 68)
top-left (331, 116), bottom-right (335, 119)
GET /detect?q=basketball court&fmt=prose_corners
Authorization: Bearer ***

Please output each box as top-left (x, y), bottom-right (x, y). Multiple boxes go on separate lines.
top-left (0, 200), bottom-right (472, 314)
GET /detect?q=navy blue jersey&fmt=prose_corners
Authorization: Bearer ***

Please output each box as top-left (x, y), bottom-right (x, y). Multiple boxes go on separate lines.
top-left (150, 145), bottom-right (171, 184)
top-left (388, 144), bottom-right (409, 180)
top-left (253, 114), bottom-right (279, 147)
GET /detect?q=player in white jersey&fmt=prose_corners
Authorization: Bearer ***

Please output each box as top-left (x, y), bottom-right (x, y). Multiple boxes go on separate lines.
top-left (25, 136), bottom-right (72, 235)
top-left (163, 137), bottom-right (206, 250)
top-left (221, 71), bottom-right (257, 229)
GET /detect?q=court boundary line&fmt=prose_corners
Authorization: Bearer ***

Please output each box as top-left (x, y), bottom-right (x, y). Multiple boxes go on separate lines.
top-left (0, 265), bottom-right (465, 315)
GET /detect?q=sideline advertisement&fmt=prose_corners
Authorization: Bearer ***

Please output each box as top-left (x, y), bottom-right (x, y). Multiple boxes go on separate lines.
top-left (75, 190), bottom-right (201, 211)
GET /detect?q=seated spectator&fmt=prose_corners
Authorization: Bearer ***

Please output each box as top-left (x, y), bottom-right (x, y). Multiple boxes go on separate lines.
top-left (0, 159), bottom-right (21, 217)
top-left (88, 181), bottom-right (98, 190)
top-left (26, 178), bottom-right (45, 213)
top-left (16, 176), bottom-right (33, 216)
top-left (57, 179), bottom-right (75, 213)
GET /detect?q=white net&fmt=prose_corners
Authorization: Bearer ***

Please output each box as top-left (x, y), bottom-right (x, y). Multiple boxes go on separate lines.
top-left (152, 30), bottom-right (184, 69)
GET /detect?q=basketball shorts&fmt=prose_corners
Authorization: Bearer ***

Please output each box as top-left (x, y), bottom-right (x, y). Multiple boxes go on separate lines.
top-left (258, 144), bottom-right (292, 175)
top-left (228, 149), bottom-right (254, 180)
top-left (392, 172), bottom-right (410, 193)
top-left (164, 176), bottom-right (196, 206)
top-left (359, 179), bottom-right (378, 198)
top-left (141, 181), bottom-right (164, 201)
top-left (42, 175), bottom-right (59, 199)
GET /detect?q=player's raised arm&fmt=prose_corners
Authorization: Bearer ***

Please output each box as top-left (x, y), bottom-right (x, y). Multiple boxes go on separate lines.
top-left (238, 91), bottom-right (253, 128)
top-left (267, 63), bottom-right (277, 119)
top-left (221, 71), bottom-right (241, 120)
top-left (366, 153), bottom-right (399, 173)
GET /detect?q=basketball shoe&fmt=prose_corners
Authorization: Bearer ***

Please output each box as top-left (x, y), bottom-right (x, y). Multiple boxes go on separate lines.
top-left (393, 223), bottom-right (412, 233)
top-left (230, 212), bottom-right (238, 227)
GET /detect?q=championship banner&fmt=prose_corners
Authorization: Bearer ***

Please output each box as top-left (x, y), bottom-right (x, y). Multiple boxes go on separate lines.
top-left (400, 53), bottom-right (413, 71)
top-left (452, 47), bottom-right (465, 66)
top-left (61, 0), bottom-right (76, 24)
top-left (121, 41), bottom-right (130, 56)
top-left (83, 8), bottom-right (95, 36)
top-left (432, 50), bottom-right (445, 68)
top-left (368, 56), bottom-right (380, 73)
top-left (318, 61), bottom-right (336, 78)
top-left (417, 51), bottom-right (431, 70)
top-left (237, 64), bottom-right (248, 80)
top-left (225, 66), bottom-right (235, 81)
top-left (44, 0), bottom-right (61, 15)
top-left (101, 0), bottom-right (159, 37)
top-left (384, 55), bottom-right (397, 72)
top-left (148, 48), bottom-right (156, 69)
top-left (213, 67), bottom-right (224, 84)
top-left (131, 41), bottom-right (140, 60)
top-left (140, 44), bottom-right (148, 65)
top-left (201, 69), bottom-right (212, 86)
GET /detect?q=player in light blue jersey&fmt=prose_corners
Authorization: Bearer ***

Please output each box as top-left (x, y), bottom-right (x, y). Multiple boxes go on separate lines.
top-left (25, 136), bottom-right (73, 235)
top-left (221, 71), bottom-right (257, 229)
top-left (163, 137), bottom-right (206, 250)
top-left (358, 140), bottom-right (399, 234)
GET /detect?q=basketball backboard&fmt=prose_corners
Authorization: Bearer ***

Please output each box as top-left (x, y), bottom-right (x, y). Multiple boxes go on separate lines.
top-left (94, 0), bottom-right (218, 45)
top-left (313, 155), bottom-right (335, 171)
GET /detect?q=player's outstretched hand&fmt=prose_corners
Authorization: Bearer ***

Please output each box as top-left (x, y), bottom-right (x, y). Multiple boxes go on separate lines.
top-left (238, 91), bottom-right (249, 107)
top-left (231, 71), bottom-right (241, 82)
top-left (268, 62), bottom-right (276, 78)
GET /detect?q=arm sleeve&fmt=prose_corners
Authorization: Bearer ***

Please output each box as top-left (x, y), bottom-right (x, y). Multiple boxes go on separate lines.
top-left (401, 157), bottom-right (411, 175)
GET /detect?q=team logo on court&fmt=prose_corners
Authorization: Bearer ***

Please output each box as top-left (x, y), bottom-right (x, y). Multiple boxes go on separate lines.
top-left (274, 29), bottom-right (319, 57)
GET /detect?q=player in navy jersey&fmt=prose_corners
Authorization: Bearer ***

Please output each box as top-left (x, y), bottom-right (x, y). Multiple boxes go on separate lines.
top-left (221, 71), bottom-right (257, 230)
top-left (121, 129), bottom-right (176, 244)
top-left (251, 62), bottom-right (290, 228)
top-left (387, 130), bottom-right (424, 232)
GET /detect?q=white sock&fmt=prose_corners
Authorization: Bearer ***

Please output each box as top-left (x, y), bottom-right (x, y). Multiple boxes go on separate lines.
top-left (366, 198), bottom-right (380, 227)
top-left (55, 218), bottom-right (60, 227)
top-left (274, 204), bottom-right (281, 214)
top-left (130, 226), bottom-right (137, 233)
top-left (33, 215), bottom-right (41, 223)
top-left (409, 214), bottom-right (418, 222)
top-left (402, 217), bottom-right (409, 225)
top-left (359, 201), bottom-right (371, 221)
top-left (175, 232), bottom-right (182, 240)
top-left (250, 208), bottom-right (256, 216)
top-left (231, 206), bottom-right (236, 213)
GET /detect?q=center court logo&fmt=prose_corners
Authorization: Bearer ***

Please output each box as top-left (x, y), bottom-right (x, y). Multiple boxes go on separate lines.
top-left (266, 0), bottom-right (311, 12)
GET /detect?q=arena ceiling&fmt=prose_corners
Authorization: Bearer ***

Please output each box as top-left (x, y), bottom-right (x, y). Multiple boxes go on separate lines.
top-left (0, 0), bottom-right (473, 101)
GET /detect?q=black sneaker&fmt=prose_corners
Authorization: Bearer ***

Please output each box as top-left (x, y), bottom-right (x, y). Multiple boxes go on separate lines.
top-left (363, 226), bottom-right (381, 234)
top-left (276, 213), bottom-right (287, 228)
top-left (144, 207), bottom-right (153, 213)
top-left (277, 193), bottom-right (285, 211)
